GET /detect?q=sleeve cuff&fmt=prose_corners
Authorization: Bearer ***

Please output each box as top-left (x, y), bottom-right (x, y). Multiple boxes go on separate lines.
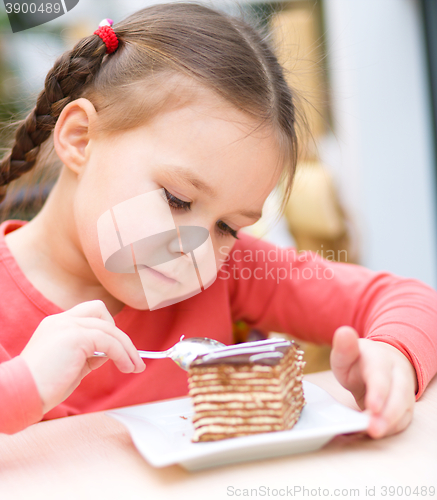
top-left (365, 334), bottom-right (424, 401)
top-left (0, 356), bottom-right (44, 434)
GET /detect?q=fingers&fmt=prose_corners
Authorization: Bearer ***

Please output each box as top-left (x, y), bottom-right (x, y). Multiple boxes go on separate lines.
top-left (367, 364), bottom-right (415, 439)
top-left (330, 326), bottom-right (360, 376)
top-left (85, 357), bottom-right (108, 372)
top-left (330, 326), bottom-right (365, 400)
top-left (66, 300), bottom-right (145, 374)
top-left (66, 299), bottom-right (116, 325)
top-left (74, 317), bottom-right (145, 373)
top-left (85, 329), bottom-right (140, 374)
top-left (331, 331), bottom-right (417, 440)
top-left (362, 354), bottom-right (393, 415)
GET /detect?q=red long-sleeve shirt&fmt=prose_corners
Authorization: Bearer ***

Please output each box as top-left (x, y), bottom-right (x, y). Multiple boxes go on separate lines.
top-left (1, 219), bottom-right (436, 434)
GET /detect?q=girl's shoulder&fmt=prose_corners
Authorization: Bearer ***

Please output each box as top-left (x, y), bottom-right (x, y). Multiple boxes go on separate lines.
top-left (0, 219), bottom-right (28, 264)
top-left (0, 219), bottom-right (57, 331)
top-left (0, 219), bottom-right (28, 252)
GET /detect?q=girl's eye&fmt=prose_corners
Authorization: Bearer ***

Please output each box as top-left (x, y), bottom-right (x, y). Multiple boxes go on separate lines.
top-left (164, 188), bottom-right (191, 211)
top-left (164, 188), bottom-right (238, 239)
top-left (217, 220), bottom-right (239, 239)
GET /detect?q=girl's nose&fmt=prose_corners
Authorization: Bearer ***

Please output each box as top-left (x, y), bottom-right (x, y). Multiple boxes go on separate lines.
top-left (167, 225), bottom-right (211, 256)
top-left (167, 230), bottom-right (185, 256)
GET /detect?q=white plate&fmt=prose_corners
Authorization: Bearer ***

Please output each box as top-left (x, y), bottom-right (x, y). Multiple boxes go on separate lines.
top-left (106, 381), bottom-right (369, 471)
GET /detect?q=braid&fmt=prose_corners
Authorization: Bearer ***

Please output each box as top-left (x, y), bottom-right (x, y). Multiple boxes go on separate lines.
top-left (0, 33), bottom-right (110, 205)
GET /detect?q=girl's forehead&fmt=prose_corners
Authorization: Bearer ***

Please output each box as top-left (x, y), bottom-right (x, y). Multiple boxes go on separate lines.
top-left (92, 89), bottom-right (282, 209)
top-left (136, 98), bottom-right (280, 168)
top-left (148, 105), bottom-right (280, 195)
top-left (92, 73), bottom-right (283, 174)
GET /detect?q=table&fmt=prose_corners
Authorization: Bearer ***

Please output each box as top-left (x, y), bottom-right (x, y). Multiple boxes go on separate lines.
top-left (0, 371), bottom-right (435, 500)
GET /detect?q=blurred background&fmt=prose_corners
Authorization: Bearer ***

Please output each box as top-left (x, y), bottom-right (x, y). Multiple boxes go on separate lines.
top-left (1, 0), bottom-right (436, 371)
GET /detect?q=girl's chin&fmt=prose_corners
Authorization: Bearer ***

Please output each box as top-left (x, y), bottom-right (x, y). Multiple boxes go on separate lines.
top-left (106, 282), bottom-right (151, 311)
top-left (122, 294), bottom-right (151, 311)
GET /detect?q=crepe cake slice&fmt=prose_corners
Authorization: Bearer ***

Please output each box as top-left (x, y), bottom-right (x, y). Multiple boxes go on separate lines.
top-left (187, 338), bottom-right (306, 442)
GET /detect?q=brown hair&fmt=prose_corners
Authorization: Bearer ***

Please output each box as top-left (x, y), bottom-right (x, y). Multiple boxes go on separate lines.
top-left (0, 2), bottom-right (299, 215)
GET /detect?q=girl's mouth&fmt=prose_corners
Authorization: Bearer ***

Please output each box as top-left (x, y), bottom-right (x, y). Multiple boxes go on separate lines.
top-left (136, 264), bottom-right (178, 284)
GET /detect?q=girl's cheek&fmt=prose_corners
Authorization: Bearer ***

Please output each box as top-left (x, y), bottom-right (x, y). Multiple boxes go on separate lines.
top-left (215, 241), bottom-right (235, 265)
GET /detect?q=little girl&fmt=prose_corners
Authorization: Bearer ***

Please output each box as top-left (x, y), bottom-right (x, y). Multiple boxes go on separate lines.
top-left (0, 3), bottom-right (436, 439)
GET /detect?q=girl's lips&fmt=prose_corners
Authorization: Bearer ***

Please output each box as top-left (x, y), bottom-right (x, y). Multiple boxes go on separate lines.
top-left (136, 264), bottom-right (178, 283)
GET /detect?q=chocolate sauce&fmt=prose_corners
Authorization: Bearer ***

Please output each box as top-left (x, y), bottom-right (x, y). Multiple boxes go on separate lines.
top-left (191, 338), bottom-right (293, 367)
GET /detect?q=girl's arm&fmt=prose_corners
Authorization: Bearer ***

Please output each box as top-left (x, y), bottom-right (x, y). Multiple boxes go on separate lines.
top-left (224, 233), bottom-right (437, 436)
top-left (0, 300), bottom-right (145, 434)
top-left (0, 354), bottom-right (43, 434)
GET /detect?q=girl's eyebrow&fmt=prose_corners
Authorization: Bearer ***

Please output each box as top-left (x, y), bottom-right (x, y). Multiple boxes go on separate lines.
top-left (159, 164), bottom-right (262, 221)
top-left (159, 164), bottom-right (217, 197)
top-left (236, 208), bottom-right (263, 221)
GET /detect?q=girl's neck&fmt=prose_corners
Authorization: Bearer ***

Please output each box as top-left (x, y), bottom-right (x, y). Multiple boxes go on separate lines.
top-left (4, 167), bottom-right (126, 317)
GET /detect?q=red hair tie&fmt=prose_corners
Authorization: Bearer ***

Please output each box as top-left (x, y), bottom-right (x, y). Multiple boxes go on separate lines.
top-left (94, 18), bottom-right (118, 54)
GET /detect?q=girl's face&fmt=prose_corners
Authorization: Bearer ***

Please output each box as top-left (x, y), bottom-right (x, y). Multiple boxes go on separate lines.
top-left (71, 91), bottom-right (282, 310)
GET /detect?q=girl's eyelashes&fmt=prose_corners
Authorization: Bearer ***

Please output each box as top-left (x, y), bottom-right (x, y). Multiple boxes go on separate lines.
top-left (164, 188), bottom-right (191, 211)
top-left (216, 220), bottom-right (239, 239)
top-left (163, 188), bottom-right (239, 240)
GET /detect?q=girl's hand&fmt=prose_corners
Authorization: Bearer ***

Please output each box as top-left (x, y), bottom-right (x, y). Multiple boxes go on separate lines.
top-left (19, 300), bottom-right (146, 414)
top-left (330, 326), bottom-right (417, 439)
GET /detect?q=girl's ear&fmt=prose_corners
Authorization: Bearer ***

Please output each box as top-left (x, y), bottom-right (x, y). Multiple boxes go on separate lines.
top-left (53, 98), bottom-right (97, 174)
